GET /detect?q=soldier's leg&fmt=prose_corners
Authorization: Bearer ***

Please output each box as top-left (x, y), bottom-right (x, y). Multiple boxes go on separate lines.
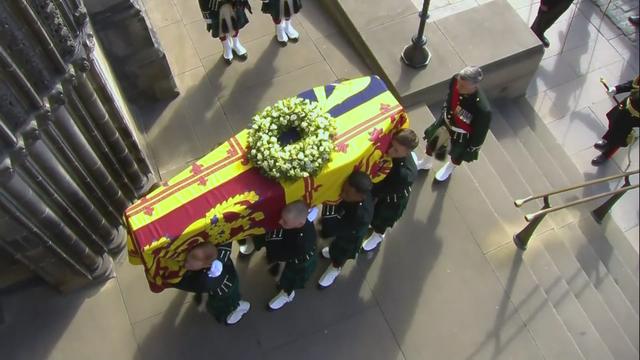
top-left (206, 275), bottom-right (250, 325)
top-left (269, 258), bottom-right (316, 310)
top-left (273, 0), bottom-right (288, 43)
top-left (283, 0), bottom-right (299, 40)
top-left (218, 4), bottom-right (235, 63)
top-left (319, 235), bottom-right (361, 288)
top-left (362, 201), bottom-right (394, 251)
top-left (591, 143), bottom-right (620, 165)
top-left (230, 30), bottom-right (247, 58)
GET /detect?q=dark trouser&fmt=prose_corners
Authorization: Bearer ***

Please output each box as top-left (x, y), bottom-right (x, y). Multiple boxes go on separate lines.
top-left (601, 105), bottom-right (640, 158)
top-left (530, 0), bottom-right (573, 36)
top-left (329, 235), bottom-right (362, 267)
top-left (174, 270), bottom-right (241, 323)
top-left (279, 257), bottom-right (317, 294)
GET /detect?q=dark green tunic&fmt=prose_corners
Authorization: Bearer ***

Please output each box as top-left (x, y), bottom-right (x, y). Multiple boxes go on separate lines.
top-left (261, 0), bottom-right (302, 19)
top-left (321, 193), bottom-right (374, 266)
top-left (199, 0), bottom-right (251, 38)
top-left (371, 156), bottom-right (417, 233)
top-left (173, 242), bottom-right (240, 323)
top-left (253, 220), bottom-right (317, 292)
top-left (424, 76), bottom-right (491, 163)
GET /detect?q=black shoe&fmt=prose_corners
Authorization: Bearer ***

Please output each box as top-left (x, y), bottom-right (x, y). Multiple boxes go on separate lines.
top-left (531, 28), bottom-right (550, 48)
top-left (540, 35), bottom-right (550, 48)
top-left (591, 153), bottom-right (609, 166)
top-left (594, 140), bottom-right (608, 151)
top-left (629, 16), bottom-right (639, 27)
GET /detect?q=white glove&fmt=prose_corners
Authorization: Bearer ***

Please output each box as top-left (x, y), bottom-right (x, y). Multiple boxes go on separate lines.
top-left (204, 18), bottom-right (213, 24)
top-left (207, 260), bottom-right (223, 278)
top-left (606, 86), bottom-right (617, 96)
top-left (307, 206), bottom-right (320, 222)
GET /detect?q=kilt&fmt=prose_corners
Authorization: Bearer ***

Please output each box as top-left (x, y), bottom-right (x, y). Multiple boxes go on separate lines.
top-left (329, 235), bottom-right (362, 266)
top-left (371, 195), bottom-right (409, 233)
top-left (207, 3), bottom-right (250, 38)
top-left (424, 116), bottom-right (478, 163)
top-left (174, 268), bottom-right (241, 323)
top-left (206, 275), bottom-right (241, 323)
top-left (279, 255), bottom-right (317, 291)
top-left (261, 0), bottom-right (302, 19)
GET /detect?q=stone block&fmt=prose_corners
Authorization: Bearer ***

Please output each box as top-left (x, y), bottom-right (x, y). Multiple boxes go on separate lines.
top-left (323, 0), bottom-right (544, 107)
top-left (88, 0), bottom-right (179, 101)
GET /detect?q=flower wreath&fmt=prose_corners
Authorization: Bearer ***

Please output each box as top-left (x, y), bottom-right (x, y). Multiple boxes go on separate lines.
top-left (247, 97), bottom-right (337, 180)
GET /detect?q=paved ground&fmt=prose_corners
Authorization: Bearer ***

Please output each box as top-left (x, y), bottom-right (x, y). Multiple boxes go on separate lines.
top-left (0, 0), bottom-right (637, 359)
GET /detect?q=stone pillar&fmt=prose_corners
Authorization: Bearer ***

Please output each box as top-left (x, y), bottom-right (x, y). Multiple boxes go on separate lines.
top-left (83, 0), bottom-right (179, 101)
top-left (0, 0), bottom-right (155, 291)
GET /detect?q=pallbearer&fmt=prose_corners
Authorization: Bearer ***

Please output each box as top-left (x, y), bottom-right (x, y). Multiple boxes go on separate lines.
top-left (173, 242), bottom-right (250, 325)
top-left (318, 171), bottom-right (374, 288)
top-left (362, 129), bottom-right (419, 251)
top-left (247, 200), bottom-right (318, 310)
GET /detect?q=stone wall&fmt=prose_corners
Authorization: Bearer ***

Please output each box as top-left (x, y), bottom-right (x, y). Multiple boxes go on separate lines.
top-left (0, 0), bottom-right (155, 292)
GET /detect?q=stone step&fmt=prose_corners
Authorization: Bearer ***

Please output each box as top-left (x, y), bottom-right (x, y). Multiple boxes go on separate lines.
top-left (509, 97), bottom-right (639, 281)
top-left (512, 97), bottom-right (585, 185)
top-left (589, 215), bottom-right (640, 283)
top-left (479, 113), bottom-right (561, 233)
top-left (460, 136), bottom-right (536, 239)
top-left (562, 222), bottom-right (640, 350)
top-left (486, 244), bottom-right (585, 360)
top-left (523, 233), bottom-right (615, 360)
top-left (540, 225), bottom-right (639, 359)
top-left (576, 216), bottom-right (640, 313)
top-left (447, 165), bottom-right (514, 254)
top-left (490, 101), bottom-right (578, 228)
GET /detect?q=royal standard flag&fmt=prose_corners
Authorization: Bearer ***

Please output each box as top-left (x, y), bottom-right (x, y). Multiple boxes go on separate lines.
top-left (125, 76), bottom-right (409, 292)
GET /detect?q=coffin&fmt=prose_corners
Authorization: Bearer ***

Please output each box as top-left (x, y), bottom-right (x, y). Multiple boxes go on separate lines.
top-left (125, 76), bottom-right (409, 292)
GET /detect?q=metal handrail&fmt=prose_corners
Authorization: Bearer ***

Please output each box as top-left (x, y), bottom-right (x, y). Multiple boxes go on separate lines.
top-left (515, 169), bottom-right (639, 207)
top-left (513, 169), bottom-right (638, 251)
top-left (524, 184), bottom-right (639, 221)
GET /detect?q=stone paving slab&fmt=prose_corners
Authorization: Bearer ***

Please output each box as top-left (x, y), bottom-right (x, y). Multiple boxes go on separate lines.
top-left (591, 0), bottom-right (639, 40)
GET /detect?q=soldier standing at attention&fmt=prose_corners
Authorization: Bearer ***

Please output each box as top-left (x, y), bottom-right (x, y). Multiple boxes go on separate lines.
top-left (199, 0), bottom-right (252, 64)
top-left (245, 200), bottom-right (318, 310)
top-left (530, 0), bottom-right (574, 48)
top-left (318, 171), bottom-right (374, 288)
top-left (415, 66), bottom-right (491, 182)
top-left (173, 242), bottom-right (250, 325)
top-left (592, 76), bottom-right (640, 165)
top-left (361, 129), bottom-right (419, 251)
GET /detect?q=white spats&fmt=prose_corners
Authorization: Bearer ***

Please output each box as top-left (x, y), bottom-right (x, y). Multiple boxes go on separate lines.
top-left (231, 36), bottom-right (247, 57)
top-left (226, 300), bottom-right (250, 325)
top-left (238, 238), bottom-right (255, 255)
top-left (276, 22), bottom-right (288, 43)
top-left (361, 232), bottom-right (384, 251)
top-left (416, 155), bottom-right (433, 171)
top-left (321, 246), bottom-right (330, 259)
top-left (318, 265), bottom-right (341, 288)
top-left (268, 290), bottom-right (295, 310)
top-left (284, 20), bottom-right (299, 40)
top-left (435, 161), bottom-right (456, 181)
top-left (222, 37), bottom-right (233, 62)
